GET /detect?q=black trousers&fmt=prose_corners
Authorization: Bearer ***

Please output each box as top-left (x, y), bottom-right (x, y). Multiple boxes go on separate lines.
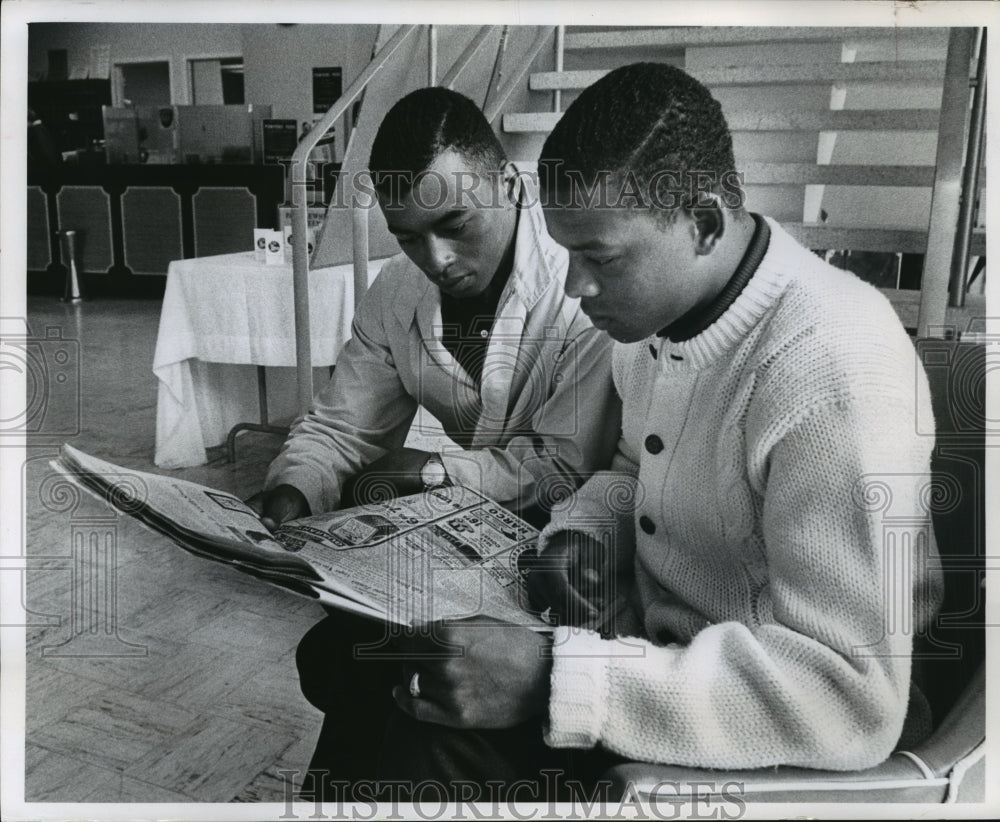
top-left (295, 612), bottom-right (621, 803)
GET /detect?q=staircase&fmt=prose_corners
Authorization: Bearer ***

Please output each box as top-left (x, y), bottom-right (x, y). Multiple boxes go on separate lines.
top-left (500, 26), bottom-right (986, 338)
top-left (297, 25), bottom-right (985, 415)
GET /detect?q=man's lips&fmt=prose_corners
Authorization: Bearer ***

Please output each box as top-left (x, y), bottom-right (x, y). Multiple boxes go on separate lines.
top-left (437, 272), bottom-right (472, 288)
top-left (581, 303), bottom-right (612, 327)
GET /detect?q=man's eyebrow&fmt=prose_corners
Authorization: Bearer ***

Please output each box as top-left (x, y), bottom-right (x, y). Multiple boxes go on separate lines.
top-left (387, 209), bottom-right (469, 237)
top-left (432, 209), bottom-right (469, 227)
top-left (563, 239), bottom-right (615, 252)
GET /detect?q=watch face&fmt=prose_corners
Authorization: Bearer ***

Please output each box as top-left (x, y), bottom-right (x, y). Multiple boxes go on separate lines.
top-left (421, 459), bottom-right (447, 488)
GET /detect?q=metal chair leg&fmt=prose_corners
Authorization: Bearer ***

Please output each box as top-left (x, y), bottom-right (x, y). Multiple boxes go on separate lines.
top-left (226, 365), bottom-right (289, 462)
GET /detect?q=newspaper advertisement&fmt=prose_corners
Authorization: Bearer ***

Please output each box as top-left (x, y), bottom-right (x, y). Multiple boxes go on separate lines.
top-left (277, 488), bottom-right (541, 625)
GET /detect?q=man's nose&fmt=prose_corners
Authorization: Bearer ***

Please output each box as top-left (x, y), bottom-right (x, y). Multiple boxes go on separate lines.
top-left (564, 260), bottom-right (600, 299)
top-left (423, 235), bottom-right (455, 277)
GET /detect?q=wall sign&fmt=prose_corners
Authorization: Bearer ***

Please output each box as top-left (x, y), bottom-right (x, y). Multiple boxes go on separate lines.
top-left (261, 119), bottom-right (298, 164)
top-left (312, 66), bottom-right (343, 114)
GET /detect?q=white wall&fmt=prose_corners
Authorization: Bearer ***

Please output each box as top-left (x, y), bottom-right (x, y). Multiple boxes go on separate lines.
top-left (28, 21), bottom-right (379, 159)
top-left (240, 23), bottom-right (378, 161)
top-left (28, 23), bottom-right (244, 104)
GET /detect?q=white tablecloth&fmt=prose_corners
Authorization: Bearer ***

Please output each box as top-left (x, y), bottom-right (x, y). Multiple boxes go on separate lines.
top-left (153, 251), bottom-right (386, 468)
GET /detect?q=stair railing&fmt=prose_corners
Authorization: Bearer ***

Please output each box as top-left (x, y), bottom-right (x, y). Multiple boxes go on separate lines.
top-left (484, 27), bottom-right (557, 124)
top-left (949, 28), bottom-right (986, 310)
top-left (918, 26), bottom-right (977, 338)
top-left (553, 25), bottom-right (565, 113)
top-left (290, 25), bottom-right (495, 416)
top-left (289, 25), bottom-right (417, 415)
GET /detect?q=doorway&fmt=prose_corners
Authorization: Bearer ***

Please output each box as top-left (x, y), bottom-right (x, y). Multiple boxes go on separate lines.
top-left (114, 60), bottom-right (171, 107)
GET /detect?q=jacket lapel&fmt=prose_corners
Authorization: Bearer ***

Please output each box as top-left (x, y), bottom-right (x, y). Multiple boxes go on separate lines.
top-left (474, 296), bottom-right (529, 444)
top-left (414, 287), bottom-right (453, 369)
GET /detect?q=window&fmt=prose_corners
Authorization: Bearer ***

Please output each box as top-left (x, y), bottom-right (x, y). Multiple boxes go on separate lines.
top-left (189, 57), bottom-right (244, 105)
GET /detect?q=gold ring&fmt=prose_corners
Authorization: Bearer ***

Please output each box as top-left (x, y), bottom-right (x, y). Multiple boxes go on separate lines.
top-left (409, 671), bottom-right (421, 699)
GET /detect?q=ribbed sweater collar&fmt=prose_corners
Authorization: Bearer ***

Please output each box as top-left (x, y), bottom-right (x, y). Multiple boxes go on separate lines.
top-left (658, 213), bottom-right (770, 342)
top-left (648, 216), bottom-right (792, 369)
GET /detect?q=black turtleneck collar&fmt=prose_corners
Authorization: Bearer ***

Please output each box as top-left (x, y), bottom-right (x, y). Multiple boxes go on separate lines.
top-left (658, 213), bottom-right (770, 343)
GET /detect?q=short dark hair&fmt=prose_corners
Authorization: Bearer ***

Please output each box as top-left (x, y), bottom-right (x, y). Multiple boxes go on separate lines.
top-left (539, 63), bottom-right (740, 215)
top-left (369, 87), bottom-right (506, 200)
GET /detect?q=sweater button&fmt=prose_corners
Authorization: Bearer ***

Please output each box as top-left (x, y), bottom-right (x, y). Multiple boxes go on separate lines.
top-left (639, 515), bottom-right (655, 535)
top-left (648, 344), bottom-right (658, 360)
top-left (644, 434), bottom-right (664, 455)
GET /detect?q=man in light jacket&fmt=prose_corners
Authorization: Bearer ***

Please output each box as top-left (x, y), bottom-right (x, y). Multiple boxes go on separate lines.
top-left (248, 87), bottom-right (620, 795)
top-left (252, 87), bottom-right (619, 529)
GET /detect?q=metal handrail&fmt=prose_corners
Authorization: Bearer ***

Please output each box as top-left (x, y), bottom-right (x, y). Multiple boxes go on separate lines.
top-left (484, 27), bottom-right (555, 124)
top-left (483, 26), bottom-right (510, 114)
top-left (553, 25), bottom-right (565, 113)
top-left (440, 27), bottom-right (492, 90)
top-left (290, 25), bottom-right (552, 417)
top-left (949, 27), bottom-right (986, 309)
top-left (917, 27), bottom-right (976, 339)
top-left (348, 24), bottom-right (496, 333)
top-left (428, 25), bottom-right (438, 86)
top-left (289, 25), bottom-right (418, 416)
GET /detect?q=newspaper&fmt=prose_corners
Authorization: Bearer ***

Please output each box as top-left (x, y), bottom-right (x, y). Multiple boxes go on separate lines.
top-left (51, 444), bottom-right (546, 629)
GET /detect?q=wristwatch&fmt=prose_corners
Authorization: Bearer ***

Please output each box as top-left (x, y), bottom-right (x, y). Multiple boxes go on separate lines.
top-left (420, 455), bottom-right (449, 490)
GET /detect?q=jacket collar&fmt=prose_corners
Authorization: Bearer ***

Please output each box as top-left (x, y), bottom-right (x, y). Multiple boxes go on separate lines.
top-left (503, 162), bottom-right (567, 309)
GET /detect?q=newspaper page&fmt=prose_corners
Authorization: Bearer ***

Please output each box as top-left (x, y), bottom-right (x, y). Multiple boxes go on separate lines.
top-left (52, 444), bottom-right (314, 576)
top-left (275, 486), bottom-right (544, 627)
top-left (53, 445), bottom-right (545, 627)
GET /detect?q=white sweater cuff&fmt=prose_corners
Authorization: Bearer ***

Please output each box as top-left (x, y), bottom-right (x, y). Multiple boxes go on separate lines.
top-left (544, 626), bottom-right (610, 750)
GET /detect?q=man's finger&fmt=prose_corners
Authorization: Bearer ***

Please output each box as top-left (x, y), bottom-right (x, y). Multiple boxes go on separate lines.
top-left (388, 623), bottom-right (463, 658)
top-left (556, 585), bottom-right (600, 626)
top-left (525, 569), bottom-right (560, 612)
top-left (392, 685), bottom-right (460, 728)
top-left (261, 506), bottom-right (290, 531)
top-left (526, 571), bottom-right (598, 625)
top-left (263, 499), bottom-right (304, 530)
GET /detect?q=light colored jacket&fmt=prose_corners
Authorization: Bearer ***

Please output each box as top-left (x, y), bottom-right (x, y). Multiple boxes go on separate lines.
top-left (265, 172), bottom-right (620, 516)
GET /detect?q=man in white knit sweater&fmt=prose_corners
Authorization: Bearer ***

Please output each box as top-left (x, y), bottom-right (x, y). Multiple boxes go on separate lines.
top-left (382, 63), bottom-right (942, 796)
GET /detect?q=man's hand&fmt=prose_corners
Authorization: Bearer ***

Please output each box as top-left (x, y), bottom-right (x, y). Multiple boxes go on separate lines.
top-left (524, 531), bottom-right (627, 633)
top-left (245, 484), bottom-right (311, 532)
top-left (391, 617), bottom-right (551, 729)
top-left (342, 447), bottom-right (435, 507)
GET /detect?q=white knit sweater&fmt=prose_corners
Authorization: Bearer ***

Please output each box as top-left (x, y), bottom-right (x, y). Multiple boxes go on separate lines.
top-left (539, 218), bottom-right (942, 771)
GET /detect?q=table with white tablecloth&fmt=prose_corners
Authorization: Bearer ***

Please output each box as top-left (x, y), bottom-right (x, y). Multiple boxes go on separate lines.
top-left (153, 251), bottom-right (387, 468)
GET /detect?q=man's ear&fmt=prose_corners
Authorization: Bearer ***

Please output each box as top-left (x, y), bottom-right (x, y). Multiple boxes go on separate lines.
top-left (502, 160), bottom-right (520, 203)
top-left (689, 197), bottom-right (725, 256)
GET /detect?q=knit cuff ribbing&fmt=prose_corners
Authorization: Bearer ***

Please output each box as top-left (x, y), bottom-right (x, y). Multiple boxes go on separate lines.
top-left (544, 626), bottom-right (610, 750)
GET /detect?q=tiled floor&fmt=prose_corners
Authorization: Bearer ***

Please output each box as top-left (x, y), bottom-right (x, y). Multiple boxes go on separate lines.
top-left (20, 296), bottom-right (328, 803)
